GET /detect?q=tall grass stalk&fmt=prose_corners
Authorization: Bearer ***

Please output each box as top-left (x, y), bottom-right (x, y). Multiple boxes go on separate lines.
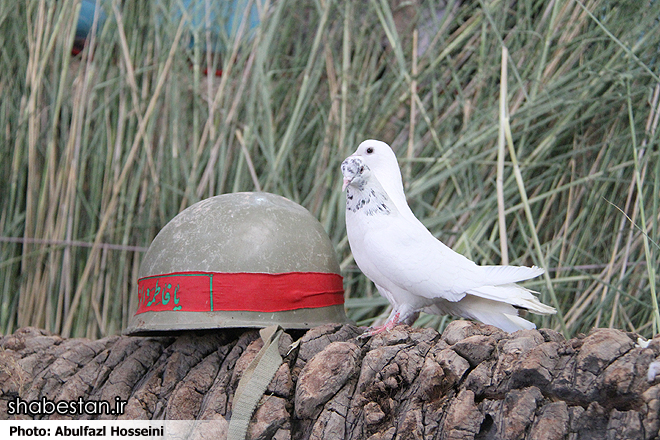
top-left (1, 0), bottom-right (659, 339)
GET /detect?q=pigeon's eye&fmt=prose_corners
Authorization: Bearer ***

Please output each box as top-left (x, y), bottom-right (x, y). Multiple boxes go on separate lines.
top-left (366, 147), bottom-right (374, 154)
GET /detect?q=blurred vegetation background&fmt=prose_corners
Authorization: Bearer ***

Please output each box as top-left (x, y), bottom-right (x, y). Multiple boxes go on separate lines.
top-left (1, 0), bottom-right (659, 339)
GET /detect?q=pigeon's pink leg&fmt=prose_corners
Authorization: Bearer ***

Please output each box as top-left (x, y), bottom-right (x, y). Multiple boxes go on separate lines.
top-left (358, 312), bottom-right (400, 339)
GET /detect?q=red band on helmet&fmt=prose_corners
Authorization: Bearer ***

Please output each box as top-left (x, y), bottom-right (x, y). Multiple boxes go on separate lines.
top-left (135, 272), bottom-right (344, 314)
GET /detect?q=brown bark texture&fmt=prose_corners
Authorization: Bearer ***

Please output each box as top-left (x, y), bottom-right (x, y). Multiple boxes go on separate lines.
top-left (2, 321), bottom-right (660, 440)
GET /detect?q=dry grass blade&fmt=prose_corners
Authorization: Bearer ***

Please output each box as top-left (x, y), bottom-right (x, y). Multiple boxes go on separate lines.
top-left (497, 45), bottom-right (509, 266)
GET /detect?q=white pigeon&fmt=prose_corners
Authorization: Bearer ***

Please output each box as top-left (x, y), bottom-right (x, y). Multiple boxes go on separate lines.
top-left (341, 139), bottom-right (556, 336)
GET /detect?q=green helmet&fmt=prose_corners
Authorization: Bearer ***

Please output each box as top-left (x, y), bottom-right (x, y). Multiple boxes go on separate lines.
top-left (124, 192), bottom-right (348, 335)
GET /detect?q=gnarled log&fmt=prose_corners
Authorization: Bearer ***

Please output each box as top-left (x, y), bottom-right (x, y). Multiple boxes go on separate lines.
top-left (1, 322), bottom-right (659, 439)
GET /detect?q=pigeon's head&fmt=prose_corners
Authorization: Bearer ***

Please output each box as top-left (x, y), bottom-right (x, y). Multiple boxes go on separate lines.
top-left (348, 140), bottom-right (399, 175)
top-left (341, 156), bottom-right (370, 191)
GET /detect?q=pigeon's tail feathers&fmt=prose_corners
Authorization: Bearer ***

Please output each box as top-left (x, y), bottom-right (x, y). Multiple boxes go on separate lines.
top-left (466, 283), bottom-right (556, 315)
top-left (427, 295), bottom-right (538, 332)
top-left (462, 300), bottom-right (538, 332)
top-left (501, 314), bottom-right (538, 332)
top-left (480, 265), bottom-right (545, 285)
top-left (472, 310), bottom-right (537, 333)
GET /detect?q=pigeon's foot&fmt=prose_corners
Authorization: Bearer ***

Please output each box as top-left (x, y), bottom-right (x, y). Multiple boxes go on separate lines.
top-left (357, 313), bottom-right (400, 339)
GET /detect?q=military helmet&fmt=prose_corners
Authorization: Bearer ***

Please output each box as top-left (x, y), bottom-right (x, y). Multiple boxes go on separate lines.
top-left (125, 192), bottom-right (348, 335)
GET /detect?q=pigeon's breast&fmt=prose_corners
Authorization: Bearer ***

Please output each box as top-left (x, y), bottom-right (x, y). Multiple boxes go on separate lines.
top-left (346, 187), bottom-right (392, 216)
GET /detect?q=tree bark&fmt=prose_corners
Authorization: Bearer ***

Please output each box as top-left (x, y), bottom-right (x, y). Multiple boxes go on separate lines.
top-left (1, 321), bottom-right (659, 439)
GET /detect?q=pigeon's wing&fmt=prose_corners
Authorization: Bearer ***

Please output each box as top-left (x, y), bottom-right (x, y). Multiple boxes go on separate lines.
top-left (361, 217), bottom-right (544, 303)
top-left (360, 217), bottom-right (483, 302)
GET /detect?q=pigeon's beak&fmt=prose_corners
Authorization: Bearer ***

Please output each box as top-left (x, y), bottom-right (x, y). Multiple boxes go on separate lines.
top-left (341, 157), bottom-right (355, 191)
top-left (341, 155), bottom-right (362, 191)
top-left (342, 177), bottom-right (351, 192)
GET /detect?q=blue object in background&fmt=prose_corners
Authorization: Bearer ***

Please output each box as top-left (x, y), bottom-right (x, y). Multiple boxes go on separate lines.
top-left (72, 0), bottom-right (264, 75)
top-left (73, 0), bottom-right (108, 54)
top-left (172, 0), bottom-right (264, 54)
